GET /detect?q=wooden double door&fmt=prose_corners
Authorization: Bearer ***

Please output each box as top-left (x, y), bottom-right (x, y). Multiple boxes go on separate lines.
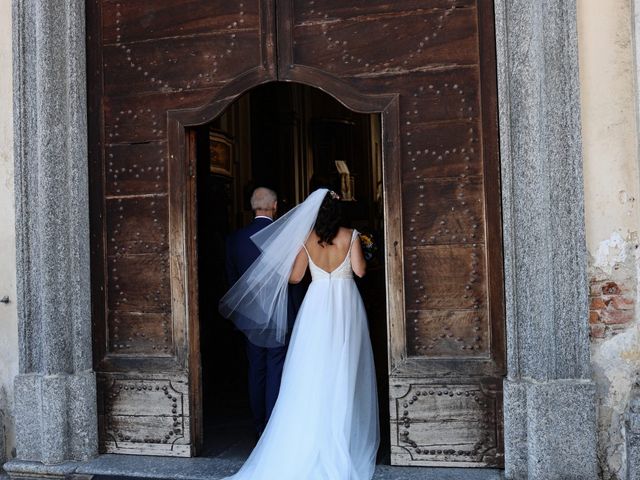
top-left (88, 0), bottom-right (505, 467)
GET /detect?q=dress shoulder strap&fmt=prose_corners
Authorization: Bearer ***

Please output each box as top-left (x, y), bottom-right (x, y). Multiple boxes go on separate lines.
top-left (347, 229), bottom-right (359, 255)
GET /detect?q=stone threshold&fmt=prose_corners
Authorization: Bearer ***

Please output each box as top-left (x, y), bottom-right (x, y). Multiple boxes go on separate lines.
top-left (5, 456), bottom-right (504, 480)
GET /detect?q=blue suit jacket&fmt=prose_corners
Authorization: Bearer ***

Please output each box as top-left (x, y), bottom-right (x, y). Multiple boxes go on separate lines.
top-left (225, 216), bottom-right (272, 285)
top-left (225, 216), bottom-right (306, 336)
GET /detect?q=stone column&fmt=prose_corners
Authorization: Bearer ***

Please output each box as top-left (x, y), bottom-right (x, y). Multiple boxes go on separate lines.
top-left (494, 1), bottom-right (597, 478)
top-left (4, 0), bottom-right (97, 476)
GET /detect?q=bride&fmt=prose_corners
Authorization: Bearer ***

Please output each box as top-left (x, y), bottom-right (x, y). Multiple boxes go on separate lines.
top-left (219, 188), bottom-right (380, 480)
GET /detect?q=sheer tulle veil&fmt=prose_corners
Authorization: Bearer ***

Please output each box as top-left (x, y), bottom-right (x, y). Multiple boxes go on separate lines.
top-left (218, 188), bottom-right (328, 347)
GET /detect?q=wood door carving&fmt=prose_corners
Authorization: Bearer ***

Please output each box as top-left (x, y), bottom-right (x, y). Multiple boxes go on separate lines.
top-left (88, 0), bottom-right (504, 465)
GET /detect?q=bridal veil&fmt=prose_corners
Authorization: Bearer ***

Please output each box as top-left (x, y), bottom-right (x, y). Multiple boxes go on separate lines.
top-left (218, 188), bottom-right (328, 347)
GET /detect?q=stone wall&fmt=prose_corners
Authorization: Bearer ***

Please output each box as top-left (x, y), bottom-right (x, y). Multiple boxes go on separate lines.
top-left (0, 0), bottom-right (17, 468)
top-left (579, 0), bottom-right (640, 478)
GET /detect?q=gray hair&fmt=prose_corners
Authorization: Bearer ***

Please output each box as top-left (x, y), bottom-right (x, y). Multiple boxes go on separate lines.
top-left (250, 187), bottom-right (277, 211)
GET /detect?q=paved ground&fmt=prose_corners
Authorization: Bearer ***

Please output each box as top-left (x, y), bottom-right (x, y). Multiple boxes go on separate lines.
top-left (92, 471), bottom-right (503, 480)
top-left (78, 454), bottom-right (503, 480)
top-left (2, 413), bottom-right (504, 479)
top-left (75, 414), bottom-right (504, 479)
top-left (3, 456), bottom-right (504, 479)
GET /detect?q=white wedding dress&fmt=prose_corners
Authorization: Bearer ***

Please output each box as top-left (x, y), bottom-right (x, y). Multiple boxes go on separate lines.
top-left (224, 230), bottom-right (380, 480)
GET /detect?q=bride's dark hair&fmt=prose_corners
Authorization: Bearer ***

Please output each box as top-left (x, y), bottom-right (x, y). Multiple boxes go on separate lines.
top-left (314, 191), bottom-right (342, 246)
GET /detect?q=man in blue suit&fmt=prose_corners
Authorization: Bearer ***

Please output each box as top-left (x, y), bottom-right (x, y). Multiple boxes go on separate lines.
top-left (225, 187), bottom-right (302, 437)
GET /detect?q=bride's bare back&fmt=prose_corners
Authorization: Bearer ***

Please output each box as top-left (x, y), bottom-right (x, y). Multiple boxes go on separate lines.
top-left (289, 227), bottom-right (366, 283)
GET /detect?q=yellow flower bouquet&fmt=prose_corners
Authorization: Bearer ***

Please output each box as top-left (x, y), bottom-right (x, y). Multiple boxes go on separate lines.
top-left (359, 232), bottom-right (378, 261)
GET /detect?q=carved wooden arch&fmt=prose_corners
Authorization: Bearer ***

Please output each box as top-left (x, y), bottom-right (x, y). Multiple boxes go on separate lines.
top-left (166, 66), bottom-right (406, 442)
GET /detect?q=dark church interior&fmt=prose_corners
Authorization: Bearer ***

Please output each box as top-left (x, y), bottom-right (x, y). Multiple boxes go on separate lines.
top-left (192, 83), bottom-right (390, 461)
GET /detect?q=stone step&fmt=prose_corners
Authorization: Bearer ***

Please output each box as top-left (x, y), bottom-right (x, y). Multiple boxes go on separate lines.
top-left (74, 454), bottom-right (504, 480)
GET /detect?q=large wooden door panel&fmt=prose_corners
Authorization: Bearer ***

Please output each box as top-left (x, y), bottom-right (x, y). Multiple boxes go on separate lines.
top-left (103, 143), bottom-right (168, 196)
top-left (289, 8), bottom-right (477, 76)
top-left (277, 0), bottom-right (505, 467)
top-left (103, 90), bottom-right (220, 144)
top-left (390, 380), bottom-right (502, 466)
top-left (88, 0), bottom-right (277, 456)
top-left (102, 35), bottom-right (262, 97)
top-left (402, 178), bottom-right (486, 247)
top-left (98, 373), bottom-right (190, 455)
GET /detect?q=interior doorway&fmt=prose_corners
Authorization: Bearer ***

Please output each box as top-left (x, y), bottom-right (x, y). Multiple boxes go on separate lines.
top-left (191, 83), bottom-right (389, 460)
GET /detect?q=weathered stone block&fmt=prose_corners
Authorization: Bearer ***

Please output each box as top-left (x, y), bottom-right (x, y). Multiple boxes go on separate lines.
top-left (13, 376), bottom-right (41, 463)
top-left (68, 373), bottom-right (98, 462)
top-left (3, 460), bottom-right (78, 480)
top-left (0, 405), bottom-right (5, 468)
top-left (505, 379), bottom-right (597, 480)
top-left (527, 380), bottom-right (597, 479)
top-left (11, 372), bottom-right (97, 465)
top-left (627, 382), bottom-right (640, 480)
top-left (503, 380), bottom-right (527, 479)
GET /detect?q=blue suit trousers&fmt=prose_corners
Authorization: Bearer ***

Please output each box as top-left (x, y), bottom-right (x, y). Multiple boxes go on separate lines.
top-left (245, 340), bottom-right (287, 435)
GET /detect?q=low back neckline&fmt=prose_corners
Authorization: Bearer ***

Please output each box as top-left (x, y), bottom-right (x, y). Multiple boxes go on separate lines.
top-left (303, 229), bottom-right (358, 275)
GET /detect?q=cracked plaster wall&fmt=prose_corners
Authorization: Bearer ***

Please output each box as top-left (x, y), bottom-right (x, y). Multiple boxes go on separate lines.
top-left (579, 0), bottom-right (640, 478)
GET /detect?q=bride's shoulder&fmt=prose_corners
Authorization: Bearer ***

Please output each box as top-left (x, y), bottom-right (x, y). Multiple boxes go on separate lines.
top-left (336, 227), bottom-right (358, 244)
top-left (342, 226), bottom-right (359, 235)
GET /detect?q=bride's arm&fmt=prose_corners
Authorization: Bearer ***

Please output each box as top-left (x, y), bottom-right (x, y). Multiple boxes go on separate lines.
top-left (351, 234), bottom-right (367, 278)
top-left (289, 248), bottom-right (308, 283)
